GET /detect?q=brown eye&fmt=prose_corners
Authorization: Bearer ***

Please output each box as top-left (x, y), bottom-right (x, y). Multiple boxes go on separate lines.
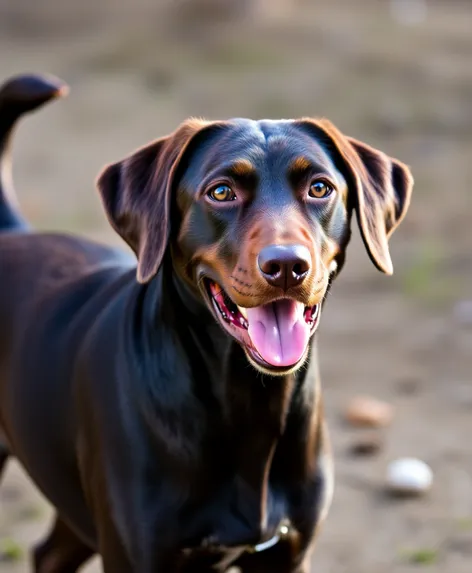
top-left (208, 185), bottom-right (236, 202)
top-left (309, 180), bottom-right (334, 199)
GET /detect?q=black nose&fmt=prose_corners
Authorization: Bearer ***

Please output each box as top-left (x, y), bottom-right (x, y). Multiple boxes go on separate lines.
top-left (258, 244), bottom-right (311, 290)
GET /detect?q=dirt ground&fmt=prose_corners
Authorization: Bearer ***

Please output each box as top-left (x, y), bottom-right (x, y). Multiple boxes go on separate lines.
top-left (1, 1), bottom-right (472, 571)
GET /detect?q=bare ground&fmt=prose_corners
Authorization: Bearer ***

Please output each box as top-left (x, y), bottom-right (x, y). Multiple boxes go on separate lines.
top-left (1, 1), bottom-right (472, 571)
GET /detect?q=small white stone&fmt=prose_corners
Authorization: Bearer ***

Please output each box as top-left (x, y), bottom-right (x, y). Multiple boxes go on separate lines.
top-left (386, 458), bottom-right (433, 495)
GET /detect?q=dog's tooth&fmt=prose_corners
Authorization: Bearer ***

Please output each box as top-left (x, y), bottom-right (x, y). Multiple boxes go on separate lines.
top-left (237, 305), bottom-right (248, 319)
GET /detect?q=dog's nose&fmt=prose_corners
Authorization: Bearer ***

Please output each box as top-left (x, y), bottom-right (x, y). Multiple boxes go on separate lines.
top-left (258, 244), bottom-right (311, 290)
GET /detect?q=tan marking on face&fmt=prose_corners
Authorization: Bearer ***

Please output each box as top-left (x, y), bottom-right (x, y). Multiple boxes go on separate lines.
top-left (290, 156), bottom-right (312, 173)
top-left (231, 159), bottom-right (256, 177)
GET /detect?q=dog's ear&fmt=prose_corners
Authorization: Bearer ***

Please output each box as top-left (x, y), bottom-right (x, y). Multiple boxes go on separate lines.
top-left (97, 119), bottom-right (222, 283)
top-left (298, 119), bottom-right (413, 274)
top-left (344, 136), bottom-right (413, 274)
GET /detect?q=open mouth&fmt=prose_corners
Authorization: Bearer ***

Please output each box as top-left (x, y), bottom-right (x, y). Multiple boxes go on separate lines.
top-left (205, 279), bottom-right (321, 373)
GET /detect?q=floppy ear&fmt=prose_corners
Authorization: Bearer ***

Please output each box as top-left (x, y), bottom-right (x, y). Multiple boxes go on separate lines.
top-left (96, 119), bottom-right (219, 283)
top-left (301, 118), bottom-right (413, 274)
top-left (345, 136), bottom-right (413, 274)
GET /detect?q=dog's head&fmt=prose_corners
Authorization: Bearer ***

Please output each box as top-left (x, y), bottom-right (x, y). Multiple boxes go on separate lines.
top-left (97, 118), bottom-right (413, 375)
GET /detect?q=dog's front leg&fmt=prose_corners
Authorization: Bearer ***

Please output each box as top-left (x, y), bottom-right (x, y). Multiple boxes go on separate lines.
top-left (97, 524), bottom-right (177, 573)
top-left (90, 480), bottom-right (181, 573)
top-left (92, 506), bottom-right (134, 573)
top-left (90, 486), bottom-right (169, 573)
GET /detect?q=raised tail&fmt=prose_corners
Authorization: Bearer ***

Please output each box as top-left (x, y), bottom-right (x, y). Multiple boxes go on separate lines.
top-left (0, 73), bottom-right (68, 231)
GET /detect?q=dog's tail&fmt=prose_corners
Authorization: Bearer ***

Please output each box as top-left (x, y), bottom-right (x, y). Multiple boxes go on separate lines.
top-left (0, 73), bottom-right (68, 231)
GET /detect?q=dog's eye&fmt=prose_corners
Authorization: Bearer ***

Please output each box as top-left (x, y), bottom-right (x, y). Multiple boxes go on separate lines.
top-left (208, 185), bottom-right (236, 202)
top-left (309, 180), bottom-right (334, 199)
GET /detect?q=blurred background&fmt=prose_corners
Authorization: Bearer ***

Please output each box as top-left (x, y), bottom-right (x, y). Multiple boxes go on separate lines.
top-left (0, 0), bottom-right (471, 571)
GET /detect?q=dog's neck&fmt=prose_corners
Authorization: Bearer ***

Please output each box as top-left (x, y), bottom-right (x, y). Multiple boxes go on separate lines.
top-left (130, 264), bottom-right (322, 484)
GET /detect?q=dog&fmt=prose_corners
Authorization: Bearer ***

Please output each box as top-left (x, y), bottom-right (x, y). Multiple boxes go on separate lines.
top-left (0, 73), bottom-right (413, 573)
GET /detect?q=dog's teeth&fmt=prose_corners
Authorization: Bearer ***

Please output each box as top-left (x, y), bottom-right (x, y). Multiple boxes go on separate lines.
top-left (237, 305), bottom-right (248, 319)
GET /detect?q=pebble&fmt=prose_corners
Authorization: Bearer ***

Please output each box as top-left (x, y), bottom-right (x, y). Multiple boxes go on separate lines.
top-left (345, 396), bottom-right (393, 428)
top-left (349, 433), bottom-right (382, 457)
top-left (386, 458), bottom-right (433, 496)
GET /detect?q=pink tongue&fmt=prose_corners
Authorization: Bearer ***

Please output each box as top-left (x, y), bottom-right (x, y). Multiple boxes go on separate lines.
top-left (246, 300), bottom-right (310, 367)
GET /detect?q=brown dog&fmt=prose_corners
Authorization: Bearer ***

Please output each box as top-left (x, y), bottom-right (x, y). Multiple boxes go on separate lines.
top-left (0, 73), bottom-right (413, 573)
